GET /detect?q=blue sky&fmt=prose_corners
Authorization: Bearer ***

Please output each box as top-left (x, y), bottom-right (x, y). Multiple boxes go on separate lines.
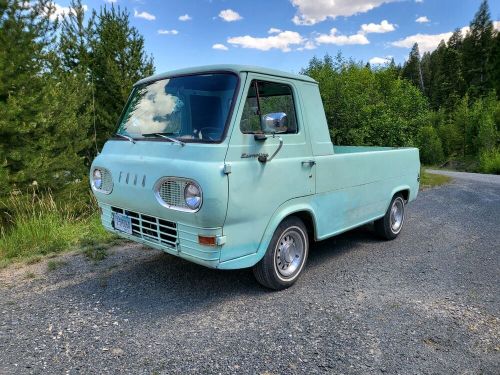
top-left (54, 0), bottom-right (500, 74)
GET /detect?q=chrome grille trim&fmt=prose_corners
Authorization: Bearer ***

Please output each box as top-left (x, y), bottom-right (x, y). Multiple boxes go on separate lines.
top-left (92, 167), bottom-right (113, 194)
top-left (154, 177), bottom-right (202, 212)
top-left (111, 207), bottom-right (178, 248)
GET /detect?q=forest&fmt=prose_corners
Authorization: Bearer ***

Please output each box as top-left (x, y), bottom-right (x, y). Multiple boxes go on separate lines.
top-left (302, 0), bottom-right (500, 173)
top-left (0, 0), bottom-right (498, 265)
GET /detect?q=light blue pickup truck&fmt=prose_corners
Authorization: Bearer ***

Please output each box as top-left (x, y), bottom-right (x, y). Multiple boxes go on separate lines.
top-left (90, 65), bottom-right (420, 290)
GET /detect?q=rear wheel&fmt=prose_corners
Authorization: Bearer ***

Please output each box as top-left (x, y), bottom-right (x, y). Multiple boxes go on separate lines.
top-left (374, 193), bottom-right (405, 240)
top-left (253, 216), bottom-right (309, 290)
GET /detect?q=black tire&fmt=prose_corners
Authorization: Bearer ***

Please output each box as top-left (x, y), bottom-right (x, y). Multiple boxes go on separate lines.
top-left (374, 193), bottom-right (405, 240)
top-left (252, 216), bottom-right (309, 290)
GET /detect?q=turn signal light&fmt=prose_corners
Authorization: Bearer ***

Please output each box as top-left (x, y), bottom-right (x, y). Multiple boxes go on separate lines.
top-left (198, 235), bottom-right (216, 247)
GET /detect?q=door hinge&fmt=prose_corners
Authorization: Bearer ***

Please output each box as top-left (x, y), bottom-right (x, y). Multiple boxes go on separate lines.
top-left (223, 163), bottom-right (232, 174)
top-left (216, 235), bottom-right (227, 246)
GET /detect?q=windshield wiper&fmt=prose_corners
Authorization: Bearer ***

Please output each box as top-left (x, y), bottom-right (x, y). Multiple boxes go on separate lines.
top-left (114, 133), bottom-right (136, 144)
top-left (142, 132), bottom-right (185, 147)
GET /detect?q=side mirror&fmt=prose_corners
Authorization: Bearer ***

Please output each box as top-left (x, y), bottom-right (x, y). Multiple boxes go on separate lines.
top-left (261, 112), bottom-right (288, 134)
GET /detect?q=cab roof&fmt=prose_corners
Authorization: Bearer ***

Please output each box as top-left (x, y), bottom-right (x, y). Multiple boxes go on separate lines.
top-left (134, 64), bottom-right (318, 86)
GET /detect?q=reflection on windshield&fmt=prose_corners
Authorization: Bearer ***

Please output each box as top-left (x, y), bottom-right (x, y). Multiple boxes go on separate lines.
top-left (116, 73), bottom-right (238, 142)
top-left (124, 80), bottom-right (184, 135)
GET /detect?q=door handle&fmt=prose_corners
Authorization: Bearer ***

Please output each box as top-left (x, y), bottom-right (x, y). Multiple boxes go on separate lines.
top-left (301, 160), bottom-right (316, 167)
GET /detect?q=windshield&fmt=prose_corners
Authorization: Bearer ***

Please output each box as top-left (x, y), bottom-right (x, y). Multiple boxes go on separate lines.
top-left (116, 73), bottom-right (238, 142)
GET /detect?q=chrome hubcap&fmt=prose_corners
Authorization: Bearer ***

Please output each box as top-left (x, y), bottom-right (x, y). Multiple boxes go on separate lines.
top-left (390, 198), bottom-right (404, 233)
top-left (275, 229), bottom-right (304, 278)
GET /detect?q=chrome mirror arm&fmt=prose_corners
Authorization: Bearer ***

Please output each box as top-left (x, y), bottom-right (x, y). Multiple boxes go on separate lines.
top-left (258, 136), bottom-right (283, 163)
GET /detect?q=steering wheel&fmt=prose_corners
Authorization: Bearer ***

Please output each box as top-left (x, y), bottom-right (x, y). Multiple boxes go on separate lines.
top-left (198, 127), bottom-right (222, 141)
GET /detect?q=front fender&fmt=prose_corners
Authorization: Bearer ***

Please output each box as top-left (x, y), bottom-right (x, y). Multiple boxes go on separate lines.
top-left (217, 196), bottom-right (316, 269)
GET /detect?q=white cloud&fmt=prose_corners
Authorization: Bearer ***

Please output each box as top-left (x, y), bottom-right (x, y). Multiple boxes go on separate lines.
top-left (392, 22), bottom-right (500, 53)
top-left (291, 0), bottom-right (398, 25)
top-left (391, 26), bottom-right (473, 53)
top-left (178, 14), bottom-right (192, 21)
top-left (360, 20), bottom-right (395, 34)
top-left (218, 9), bottom-right (243, 22)
top-left (369, 56), bottom-right (391, 65)
top-left (212, 43), bottom-right (229, 51)
top-left (268, 28), bottom-right (282, 34)
top-left (228, 30), bottom-right (304, 52)
top-left (134, 10), bottom-right (155, 21)
top-left (415, 16), bottom-right (430, 23)
top-left (158, 29), bottom-right (179, 35)
top-left (392, 32), bottom-right (454, 53)
top-left (315, 28), bottom-right (370, 45)
top-left (297, 40), bottom-right (317, 51)
top-left (415, 0), bottom-right (424, 3)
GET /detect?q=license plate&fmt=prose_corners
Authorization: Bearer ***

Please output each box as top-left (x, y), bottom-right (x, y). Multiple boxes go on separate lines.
top-left (114, 213), bottom-right (132, 234)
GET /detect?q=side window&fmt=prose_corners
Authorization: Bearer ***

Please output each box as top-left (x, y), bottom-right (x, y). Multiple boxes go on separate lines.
top-left (240, 80), bottom-right (298, 134)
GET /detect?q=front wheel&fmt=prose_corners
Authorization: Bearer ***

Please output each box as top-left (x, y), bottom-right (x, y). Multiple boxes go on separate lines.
top-left (252, 216), bottom-right (309, 290)
top-left (374, 193), bottom-right (405, 240)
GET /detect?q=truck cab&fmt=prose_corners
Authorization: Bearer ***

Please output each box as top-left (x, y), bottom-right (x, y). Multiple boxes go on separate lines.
top-left (91, 65), bottom-right (420, 290)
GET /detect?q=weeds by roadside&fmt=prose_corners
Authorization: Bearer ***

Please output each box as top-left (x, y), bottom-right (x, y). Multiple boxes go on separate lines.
top-left (420, 169), bottom-right (452, 189)
top-left (81, 238), bottom-right (109, 262)
top-left (0, 189), bottom-right (118, 268)
top-left (47, 260), bottom-right (67, 271)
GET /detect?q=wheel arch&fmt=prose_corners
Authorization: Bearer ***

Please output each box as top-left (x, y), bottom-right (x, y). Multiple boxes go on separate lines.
top-left (256, 203), bottom-right (317, 263)
top-left (217, 198), bottom-right (317, 270)
top-left (390, 185), bottom-right (410, 202)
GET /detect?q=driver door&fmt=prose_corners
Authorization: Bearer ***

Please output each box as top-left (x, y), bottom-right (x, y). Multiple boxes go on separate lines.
top-left (221, 73), bottom-right (315, 262)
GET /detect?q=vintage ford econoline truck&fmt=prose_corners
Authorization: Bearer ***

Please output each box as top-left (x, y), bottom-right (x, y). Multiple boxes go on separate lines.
top-left (90, 65), bottom-right (420, 290)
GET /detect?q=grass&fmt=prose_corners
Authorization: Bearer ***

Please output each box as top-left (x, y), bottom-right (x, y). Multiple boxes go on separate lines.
top-left (82, 241), bottom-right (109, 262)
top-left (0, 189), bottom-right (118, 268)
top-left (47, 259), bottom-right (67, 271)
top-left (420, 168), bottom-right (452, 189)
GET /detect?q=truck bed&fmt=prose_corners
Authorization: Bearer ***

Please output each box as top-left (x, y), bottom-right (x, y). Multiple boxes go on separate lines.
top-left (333, 145), bottom-right (411, 154)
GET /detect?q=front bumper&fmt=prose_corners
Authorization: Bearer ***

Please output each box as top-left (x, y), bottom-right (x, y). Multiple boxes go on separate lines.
top-left (100, 203), bottom-right (224, 268)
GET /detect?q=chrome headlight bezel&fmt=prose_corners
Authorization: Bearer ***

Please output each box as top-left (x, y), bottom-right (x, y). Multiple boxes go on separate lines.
top-left (91, 167), bottom-right (113, 194)
top-left (184, 182), bottom-right (202, 210)
top-left (154, 177), bottom-right (203, 213)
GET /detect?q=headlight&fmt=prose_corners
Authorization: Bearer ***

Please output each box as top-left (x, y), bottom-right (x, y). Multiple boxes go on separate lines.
top-left (155, 178), bottom-right (202, 212)
top-left (184, 182), bottom-right (202, 210)
top-left (91, 167), bottom-right (112, 194)
top-left (93, 169), bottom-right (103, 189)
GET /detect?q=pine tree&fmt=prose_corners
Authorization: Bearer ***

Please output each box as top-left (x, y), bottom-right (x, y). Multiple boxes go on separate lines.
top-left (0, 1), bottom-right (90, 193)
top-left (429, 41), bottom-right (447, 109)
top-left (442, 29), bottom-right (466, 106)
top-left (491, 30), bottom-right (500, 98)
top-left (58, 0), bottom-right (95, 162)
top-left (420, 52), bottom-right (432, 99)
top-left (402, 43), bottom-right (424, 92)
top-left (462, 0), bottom-right (494, 98)
top-left (0, 0), bottom-right (57, 193)
top-left (89, 5), bottom-right (154, 148)
top-left (59, 0), bottom-right (93, 73)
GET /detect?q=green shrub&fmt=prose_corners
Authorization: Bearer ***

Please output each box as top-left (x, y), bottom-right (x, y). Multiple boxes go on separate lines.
top-left (479, 148), bottom-right (500, 174)
top-left (418, 126), bottom-right (444, 165)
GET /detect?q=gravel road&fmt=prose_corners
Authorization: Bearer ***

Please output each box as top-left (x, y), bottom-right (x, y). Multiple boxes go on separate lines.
top-left (1, 174), bottom-right (499, 374)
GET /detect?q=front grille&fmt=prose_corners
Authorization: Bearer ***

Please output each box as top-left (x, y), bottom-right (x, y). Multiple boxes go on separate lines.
top-left (156, 178), bottom-right (190, 210)
top-left (111, 207), bottom-right (177, 248)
